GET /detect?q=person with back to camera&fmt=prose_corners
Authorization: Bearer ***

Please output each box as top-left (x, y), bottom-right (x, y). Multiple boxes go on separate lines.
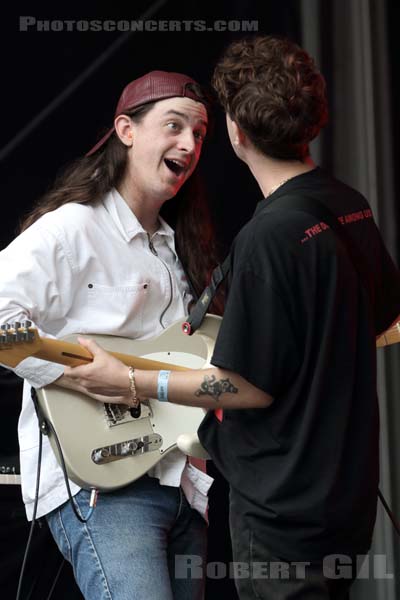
top-left (0, 69), bottom-right (221, 600)
top-left (48, 37), bottom-right (400, 599)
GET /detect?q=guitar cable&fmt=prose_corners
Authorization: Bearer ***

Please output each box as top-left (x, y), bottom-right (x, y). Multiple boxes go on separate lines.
top-left (378, 489), bottom-right (400, 537)
top-left (30, 387), bottom-right (98, 524)
top-left (15, 409), bottom-right (43, 600)
top-left (15, 417), bottom-right (67, 600)
top-left (15, 388), bottom-right (98, 600)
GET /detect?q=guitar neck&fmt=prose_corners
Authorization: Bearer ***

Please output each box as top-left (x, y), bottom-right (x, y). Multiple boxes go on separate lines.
top-left (0, 473), bottom-right (21, 485)
top-left (35, 338), bottom-right (189, 371)
top-left (2, 315), bottom-right (396, 373)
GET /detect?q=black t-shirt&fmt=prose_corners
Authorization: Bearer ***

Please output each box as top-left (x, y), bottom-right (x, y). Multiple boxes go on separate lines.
top-left (198, 167), bottom-right (400, 560)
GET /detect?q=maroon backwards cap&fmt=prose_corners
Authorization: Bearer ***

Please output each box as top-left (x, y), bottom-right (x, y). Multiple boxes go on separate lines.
top-left (86, 70), bottom-right (208, 156)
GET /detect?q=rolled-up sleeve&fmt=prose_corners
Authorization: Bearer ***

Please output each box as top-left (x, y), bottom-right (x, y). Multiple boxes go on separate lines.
top-left (0, 224), bottom-right (75, 387)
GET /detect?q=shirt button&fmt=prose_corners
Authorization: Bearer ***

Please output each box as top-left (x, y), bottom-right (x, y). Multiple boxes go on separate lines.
top-left (143, 284), bottom-right (148, 289)
top-left (88, 284), bottom-right (93, 289)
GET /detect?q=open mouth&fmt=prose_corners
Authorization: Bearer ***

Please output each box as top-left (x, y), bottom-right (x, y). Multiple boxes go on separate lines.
top-left (164, 158), bottom-right (186, 177)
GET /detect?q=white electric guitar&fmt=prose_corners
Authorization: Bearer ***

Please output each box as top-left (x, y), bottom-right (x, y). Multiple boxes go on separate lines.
top-left (0, 316), bottom-right (221, 491)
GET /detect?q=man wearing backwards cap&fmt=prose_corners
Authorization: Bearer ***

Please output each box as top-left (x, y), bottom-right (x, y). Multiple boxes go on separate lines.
top-left (0, 71), bottom-right (216, 600)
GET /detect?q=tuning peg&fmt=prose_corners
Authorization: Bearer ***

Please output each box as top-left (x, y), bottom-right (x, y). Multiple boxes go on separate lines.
top-left (22, 322), bottom-right (35, 341)
top-left (12, 321), bottom-right (26, 341)
top-left (0, 324), bottom-right (13, 344)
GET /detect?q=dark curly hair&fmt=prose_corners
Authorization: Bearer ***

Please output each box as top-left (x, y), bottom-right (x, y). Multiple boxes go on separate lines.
top-left (212, 36), bottom-right (328, 160)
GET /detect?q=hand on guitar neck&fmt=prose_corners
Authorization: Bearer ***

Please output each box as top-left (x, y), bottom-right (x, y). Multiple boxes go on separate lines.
top-left (56, 342), bottom-right (132, 405)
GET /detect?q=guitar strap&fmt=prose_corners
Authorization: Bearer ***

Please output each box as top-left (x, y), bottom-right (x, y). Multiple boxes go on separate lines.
top-left (182, 254), bottom-right (230, 335)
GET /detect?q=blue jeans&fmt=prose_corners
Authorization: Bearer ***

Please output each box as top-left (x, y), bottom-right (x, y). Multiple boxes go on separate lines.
top-left (46, 475), bottom-right (207, 600)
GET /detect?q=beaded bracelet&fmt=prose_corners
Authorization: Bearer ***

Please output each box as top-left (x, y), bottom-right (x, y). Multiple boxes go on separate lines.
top-left (128, 366), bottom-right (141, 418)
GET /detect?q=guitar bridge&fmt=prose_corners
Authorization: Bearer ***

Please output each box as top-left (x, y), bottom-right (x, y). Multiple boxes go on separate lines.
top-left (91, 433), bottom-right (162, 464)
top-left (104, 402), bottom-right (152, 427)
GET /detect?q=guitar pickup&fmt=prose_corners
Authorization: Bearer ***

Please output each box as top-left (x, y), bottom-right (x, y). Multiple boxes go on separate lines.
top-left (91, 433), bottom-right (163, 464)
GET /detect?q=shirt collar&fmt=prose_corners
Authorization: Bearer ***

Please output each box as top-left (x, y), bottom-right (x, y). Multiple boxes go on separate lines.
top-left (253, 167), bottom-right (322, 217)
top-left (103, 188), bottom-right (177, 255)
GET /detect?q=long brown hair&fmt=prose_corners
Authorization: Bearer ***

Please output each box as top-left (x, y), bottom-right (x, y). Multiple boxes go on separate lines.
top-left (21, 104), bottom-right (223, 311)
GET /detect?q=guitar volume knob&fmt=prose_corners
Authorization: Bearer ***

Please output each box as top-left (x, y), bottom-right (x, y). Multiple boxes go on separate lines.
top-left (92, 448), bottom-right (111, 464)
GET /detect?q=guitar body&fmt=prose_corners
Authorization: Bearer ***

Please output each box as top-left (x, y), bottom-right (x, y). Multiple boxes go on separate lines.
top-left (36, 315), bottom-right (220, 491)
top-left (2, 314), bottom-right (399, 491)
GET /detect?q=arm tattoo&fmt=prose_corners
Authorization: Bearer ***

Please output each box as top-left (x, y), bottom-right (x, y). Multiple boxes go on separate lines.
top-left (195, 375), bottom-right (238, 401)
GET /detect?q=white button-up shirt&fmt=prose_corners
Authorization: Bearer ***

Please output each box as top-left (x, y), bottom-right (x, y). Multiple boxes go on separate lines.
top-left (0, 189), bottom-right (212, 519)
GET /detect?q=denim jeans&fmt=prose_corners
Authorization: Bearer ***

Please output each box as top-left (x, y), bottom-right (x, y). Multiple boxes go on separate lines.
top-left (46, 475), bottom-right (207, 600)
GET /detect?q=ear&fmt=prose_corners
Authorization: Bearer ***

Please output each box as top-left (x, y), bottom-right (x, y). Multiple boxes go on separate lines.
top-left (226, 114), bottom-right (247, 147)
top-left (236, 125), bottom-right (247, 146)
top-left (114, 115), bottom-right (134, 147)
top-left (225, 114), bottom-right (248, 162)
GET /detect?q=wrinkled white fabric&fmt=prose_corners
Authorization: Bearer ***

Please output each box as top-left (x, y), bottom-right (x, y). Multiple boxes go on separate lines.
top-left (0, 188), bottom-right (212, 519)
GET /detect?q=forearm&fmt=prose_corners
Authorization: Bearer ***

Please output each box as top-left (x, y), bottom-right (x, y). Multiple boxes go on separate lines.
top-left (63, 338), bottom-right (274, 409)
top-left (135, 367), bottom-right (273, 409)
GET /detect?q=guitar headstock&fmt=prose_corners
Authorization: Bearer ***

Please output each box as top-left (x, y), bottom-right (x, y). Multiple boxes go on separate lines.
top-left (0, 321), bottom-right (42, 367)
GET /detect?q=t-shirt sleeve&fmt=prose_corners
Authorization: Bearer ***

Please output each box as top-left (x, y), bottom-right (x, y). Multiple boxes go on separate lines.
top-left (211, 268), bottom-right (301, 397)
